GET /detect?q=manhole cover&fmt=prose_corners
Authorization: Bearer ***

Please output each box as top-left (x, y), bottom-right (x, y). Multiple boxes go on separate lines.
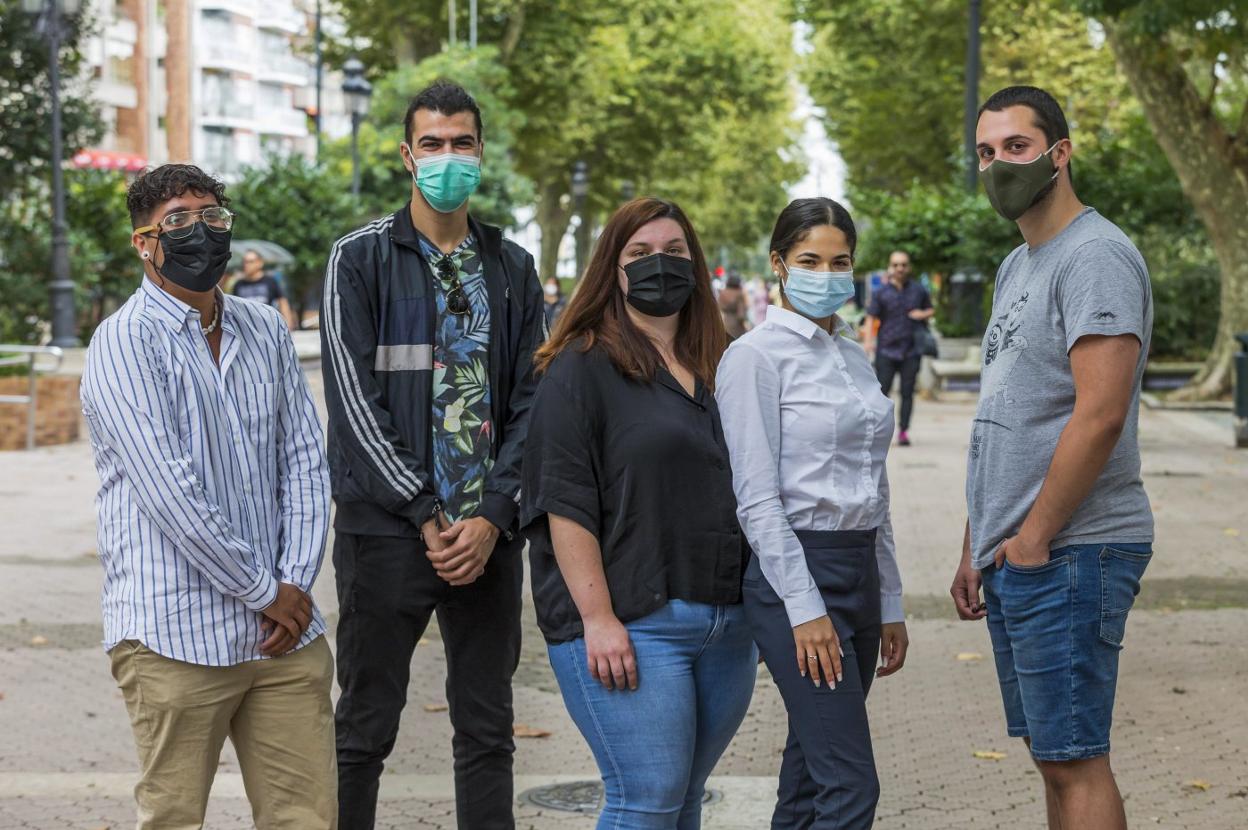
top-left (522, 781), bottom-right (602, 813)
top-left (520, 781), bottom-right (722, 813)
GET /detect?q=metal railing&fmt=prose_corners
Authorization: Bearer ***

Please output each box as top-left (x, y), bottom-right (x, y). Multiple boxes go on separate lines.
top-left (0, 345), bottom-right (65, 451)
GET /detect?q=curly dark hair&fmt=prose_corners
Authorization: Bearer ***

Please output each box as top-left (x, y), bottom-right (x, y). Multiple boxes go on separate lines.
top-left (126, 164), bottom-right (229, 228)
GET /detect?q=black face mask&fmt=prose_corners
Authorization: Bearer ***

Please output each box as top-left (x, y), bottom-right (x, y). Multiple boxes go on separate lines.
top-left (155, 223), bottom-right (233, 293)
top-left (622, 253), bottom-right (695, 318)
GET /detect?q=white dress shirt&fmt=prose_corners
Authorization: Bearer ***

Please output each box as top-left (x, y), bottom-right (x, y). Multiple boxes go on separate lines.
top-left (81, 278), bottom-right (330, 666)
top-left (716, 305), bottom-right (904, 627)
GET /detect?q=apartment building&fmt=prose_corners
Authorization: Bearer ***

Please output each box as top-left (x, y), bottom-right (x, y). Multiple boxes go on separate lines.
top-left (81, 0), bottom-right (331, 178)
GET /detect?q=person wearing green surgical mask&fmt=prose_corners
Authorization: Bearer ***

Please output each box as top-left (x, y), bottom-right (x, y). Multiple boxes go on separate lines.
top-left (322, 80), bottom-right (547, 830)
top-left (953, 86), bottom-right (1155, 830)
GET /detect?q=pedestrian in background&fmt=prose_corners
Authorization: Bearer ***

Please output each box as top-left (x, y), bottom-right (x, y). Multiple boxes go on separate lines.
top-left (717, 197), bottom-right (908, 830)
top-left (321, 81), bottom-right (546, 830)
top-left (951, 86), bottom-right (1154, 830)
top-left (863, 249), bottom-right (934, 446)
top-left (81, 164), bottom-right (335, 828)
top-left (543, 275), bottom-right (567, 330)
top-left (232, 248), bottom-right (297, 329)
top-left (718, 272), bottom-right (751, 339)
top-left (521, 197), bottom-right (757, 829)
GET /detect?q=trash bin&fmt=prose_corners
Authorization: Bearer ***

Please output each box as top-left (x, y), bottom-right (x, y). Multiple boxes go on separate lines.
top-left (1236, 333), bottom-right (1248, 448)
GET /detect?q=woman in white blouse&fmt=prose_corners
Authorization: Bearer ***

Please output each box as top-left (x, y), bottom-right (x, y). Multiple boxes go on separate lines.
top-left (715, 197), bottom-right (908, 829)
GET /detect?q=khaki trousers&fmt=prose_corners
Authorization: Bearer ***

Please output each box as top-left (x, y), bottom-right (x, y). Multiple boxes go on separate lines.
top-left (110, 636), bottom-right (337, 829)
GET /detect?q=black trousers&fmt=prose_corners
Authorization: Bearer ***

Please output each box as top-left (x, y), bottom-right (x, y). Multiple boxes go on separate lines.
top-left (333, 530), bottom-right (524, 830)
top-left (744, 530), bottom-right (882, 830)
top-left (875, 353), bottom-right (920, 432)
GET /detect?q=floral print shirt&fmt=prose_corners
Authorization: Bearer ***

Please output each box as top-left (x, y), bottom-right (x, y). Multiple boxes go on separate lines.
top-left (419, 234), bottom-right (493, 523)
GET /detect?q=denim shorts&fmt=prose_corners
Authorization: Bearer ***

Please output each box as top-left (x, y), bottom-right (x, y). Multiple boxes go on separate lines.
top-left (981, 542), bottom-right (1152, 762)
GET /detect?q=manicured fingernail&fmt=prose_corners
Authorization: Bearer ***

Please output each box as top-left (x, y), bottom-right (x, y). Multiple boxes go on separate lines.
top-left (839, 647), bottom-right (844, 657)
top-left (813, 677), bottom-right (821, 687)
top-left (837, 672), bottom-right (843, 682)
top-left (830, 681), bottom-right (836, 690)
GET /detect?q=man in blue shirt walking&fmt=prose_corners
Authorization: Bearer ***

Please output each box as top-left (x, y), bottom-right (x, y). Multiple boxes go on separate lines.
top-left (81, 164), bottom-right (335, 828)
top-left (864, 250), bottom-right (934, 446)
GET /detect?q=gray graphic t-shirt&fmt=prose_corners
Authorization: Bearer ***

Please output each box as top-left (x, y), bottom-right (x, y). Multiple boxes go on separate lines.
top-left (966, 207), bottom-right (1154, 569)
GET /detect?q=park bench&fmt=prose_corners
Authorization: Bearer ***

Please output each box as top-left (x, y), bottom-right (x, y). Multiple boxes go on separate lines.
top-left (930, 345), bottom-right (982, 395)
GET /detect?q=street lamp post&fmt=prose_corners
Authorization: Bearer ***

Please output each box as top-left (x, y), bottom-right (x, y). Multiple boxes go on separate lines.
top-left (23, 0), bottom-right (81, 348)
top-left (571, 161), bottom-right (590, 279)
top-left (341, 58), bottom-right (373, 198)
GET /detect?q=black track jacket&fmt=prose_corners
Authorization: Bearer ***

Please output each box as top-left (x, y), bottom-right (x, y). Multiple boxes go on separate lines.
top-left (320, 204), bottom-right (546, 539)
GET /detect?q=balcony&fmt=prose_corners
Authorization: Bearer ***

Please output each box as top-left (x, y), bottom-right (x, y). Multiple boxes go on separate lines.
top-left (201, 93), bottom-right (256, 129)
top-left (257, 105), bottom-right (309, 137)
top-left (201, 40), bottom-right (256, 74)
top-left (257, 52), bottom-right (309, 86)
top-left (257, 3), bottom-right (304, 34)
top-left (200, 0), bottom-right (255, 19)
top-left (106, 15), bottom-right (138, 46)
top-left (96, 77), bottom-right (138, 110)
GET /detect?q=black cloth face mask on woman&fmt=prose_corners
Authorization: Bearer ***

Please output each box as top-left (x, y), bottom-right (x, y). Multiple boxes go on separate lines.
top-left (622, 253), bottom-right (695, 318)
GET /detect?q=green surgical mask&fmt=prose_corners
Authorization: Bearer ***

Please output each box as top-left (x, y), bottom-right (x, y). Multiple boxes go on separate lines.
top-left (406, 148), bottom-right (481, 213)
top-left (978, 142), bottom-right (1060, 221)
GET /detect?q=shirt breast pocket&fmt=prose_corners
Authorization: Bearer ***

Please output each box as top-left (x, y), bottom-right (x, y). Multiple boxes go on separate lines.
top-left (238, 381), bottom-right (278, 464)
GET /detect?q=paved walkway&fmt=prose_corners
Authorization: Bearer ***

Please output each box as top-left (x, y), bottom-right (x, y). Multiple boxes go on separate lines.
top-left (1, 378), bottom-right (1245, 829)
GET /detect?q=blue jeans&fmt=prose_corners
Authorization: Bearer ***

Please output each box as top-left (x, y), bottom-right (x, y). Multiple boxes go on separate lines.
top-left (546, 600), bottom-right (758, 830)
top-left (982, 542), bottom-right (1152, 761)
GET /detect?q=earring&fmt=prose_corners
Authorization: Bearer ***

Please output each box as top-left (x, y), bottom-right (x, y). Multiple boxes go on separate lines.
top-left (141, 251), bottom-right (150, 259)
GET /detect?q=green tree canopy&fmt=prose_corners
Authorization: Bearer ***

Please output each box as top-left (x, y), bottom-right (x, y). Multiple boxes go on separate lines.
top-left (332, 0), bottom-right (801, 276)
top-left (230, 154), bottom-right (368, 317)
top-left (0, 3), bottom-right (101, 186)
top-left (1075, 0), bottom-right (1248, 396)
top-left (320, 45), bottom-right (532, 230)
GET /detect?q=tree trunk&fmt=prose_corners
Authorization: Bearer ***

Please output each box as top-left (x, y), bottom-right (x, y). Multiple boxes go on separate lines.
top-left (500, 1), bottom-right (527, 63)
top-left (535, 180), bottom-right (572, 282)
top-left (1107, 24), bottom-right (1248, 399)
top-left (164, 0), bottom-right (192, 161)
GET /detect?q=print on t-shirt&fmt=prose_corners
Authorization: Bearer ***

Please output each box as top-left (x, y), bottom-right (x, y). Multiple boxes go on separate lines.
top-left (973, 291), bottom-right (1031, 449)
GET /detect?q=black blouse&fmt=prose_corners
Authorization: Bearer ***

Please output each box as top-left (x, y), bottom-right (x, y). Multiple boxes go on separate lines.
top-left (520, 345), bottom-right (748, 644)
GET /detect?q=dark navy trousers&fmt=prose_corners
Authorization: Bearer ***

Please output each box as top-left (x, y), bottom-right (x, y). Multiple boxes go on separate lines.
top-left (744, 529), bottom-right (883, 830)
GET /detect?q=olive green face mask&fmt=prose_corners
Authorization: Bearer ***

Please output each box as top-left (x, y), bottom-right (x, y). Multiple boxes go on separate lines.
top-left (978, 142), bottom-right (1060, 221)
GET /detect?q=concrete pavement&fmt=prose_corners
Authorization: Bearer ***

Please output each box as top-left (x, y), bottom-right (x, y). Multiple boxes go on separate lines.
top-left (1, 377), bottom-right (1245, 829)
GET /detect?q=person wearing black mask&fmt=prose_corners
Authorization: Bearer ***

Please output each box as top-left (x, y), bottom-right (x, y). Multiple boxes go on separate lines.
top-left (80, 164), bottom-right (335, 826)
top-left (520, 197), bottom-right (757, 828)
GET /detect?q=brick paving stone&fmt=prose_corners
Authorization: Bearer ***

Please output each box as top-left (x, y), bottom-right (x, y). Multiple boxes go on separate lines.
top-left (2, 384), bottom-right (1245, 829)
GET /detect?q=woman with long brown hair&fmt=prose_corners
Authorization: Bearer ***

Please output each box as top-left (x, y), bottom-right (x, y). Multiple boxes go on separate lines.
top-left (520, 198), bottom-right (756, 828)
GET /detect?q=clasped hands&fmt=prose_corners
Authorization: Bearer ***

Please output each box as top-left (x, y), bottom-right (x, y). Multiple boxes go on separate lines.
top-left (260, 581), bottom-right (314, 657)
top-left (423, 513), bottom-right (500, 587)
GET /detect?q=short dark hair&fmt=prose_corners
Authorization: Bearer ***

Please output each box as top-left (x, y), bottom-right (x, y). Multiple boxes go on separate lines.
top-left (979, 86), bottom-right (1073, 183)
top-left (126, 164), bottom-right (228, 228)
top-left (978, 85), bottom-right (1071, 150)
top-left (404, 80), bottom-right (483, 146)
top-left (770, 197), bottom-right (858, 261)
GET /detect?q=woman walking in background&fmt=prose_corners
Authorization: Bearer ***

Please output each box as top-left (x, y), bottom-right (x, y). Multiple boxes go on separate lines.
top-left (521, 197), bottom-right (757, 829)
top-left (717, 197), bottom-right (909, 829)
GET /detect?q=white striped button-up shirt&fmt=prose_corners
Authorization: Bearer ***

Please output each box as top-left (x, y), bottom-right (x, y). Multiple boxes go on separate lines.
top-left (81, 278), bottom-right (329, 666)
top-left (716, 306), bottom-right (904, 628)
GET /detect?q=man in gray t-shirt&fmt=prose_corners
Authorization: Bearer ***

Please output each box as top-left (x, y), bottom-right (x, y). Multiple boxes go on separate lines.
top-left (966, 206), bottom-right (1154, 565)
top-left (951, 86), bottom-right (1154, 830)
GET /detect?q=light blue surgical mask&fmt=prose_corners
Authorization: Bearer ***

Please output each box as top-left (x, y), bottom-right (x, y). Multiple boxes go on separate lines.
top-left (781, 263), bottom-right (855, 319)
top-left (405, 147), bottom-right (481, 213)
